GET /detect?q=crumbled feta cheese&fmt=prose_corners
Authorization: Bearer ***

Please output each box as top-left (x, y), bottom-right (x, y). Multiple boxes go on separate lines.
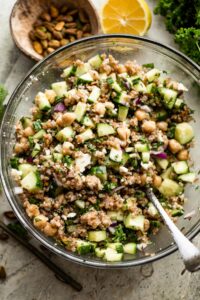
top-left (75, 153), bottom-right (91, 173)
top-left (141, 161), bottom-right (153, 170)
top-left (13, 187), bottom-right (23, 194)
top-left (67, 212), bottom-right (76, 218)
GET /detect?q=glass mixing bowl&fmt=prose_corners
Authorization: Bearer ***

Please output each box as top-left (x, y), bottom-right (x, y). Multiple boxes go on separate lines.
top-left (1, 35), bottom-right (200, 268)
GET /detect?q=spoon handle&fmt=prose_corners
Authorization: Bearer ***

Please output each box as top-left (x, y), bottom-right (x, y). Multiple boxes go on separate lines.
top-left (146, 188), bottom-right (200, 272)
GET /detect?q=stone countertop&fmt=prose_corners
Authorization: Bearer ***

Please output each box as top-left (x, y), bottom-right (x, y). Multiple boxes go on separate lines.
top-left (0, 1), bottom-right (200, 299)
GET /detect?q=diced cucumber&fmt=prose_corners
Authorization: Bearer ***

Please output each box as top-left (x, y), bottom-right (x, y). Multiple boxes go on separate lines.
top-left (95, 247), bottom-right (106, 258)
top-left (77, 73), bottom-right (93, 84)
top-left (133, 81), bottom-right (146, 93)
top-left (33, 129), bottom-right (46, 140)
top-left (20, 117), bottom-right (32, 129)
top-left (67, 225), bottom-right (77, 233)
top-left (75, 200), bottom-right (85, 209)
top-left (159, 178), bottom-right (183, 196)
top-left (178, 172), bottom-right (196, 183)
top-left (52, 81), bottom-right (68, 97)
top-left (82, 115), bottom-right (94, 127)
top-left (88, 55), bottom-right (102, 69)
top-left (75, 63), bottom-right (91, 76)
top-left (99, 73), bottom-right (107, 82)
top-left (35, 92), bottom-right (51, 111)
top-left (147, 203), bottom-right (158, 217)
top-left (118, 106), bottom-right (129, 121)
top-left (112, 82), bottom-right (122, 93)
top-left (90, 166), bottom-right (107, 182)
top-left (21, 171), bottom-right (42, 192)
top-left (18, 164), bottom-right (37, 178)
top-left (158, 88), bottom-right (177, 109)
top-left (109, 148), bottom-right (123, 163)
top-left (142, 152), bottom-right (150, 163)
top-left (124, 214), bottom-right (145, 231)
top-left (175, 98), bottom-right (184, 109)
top-left (88, 86), bottom-right (101, 103)
top-left (123, 197), bottom-right (136, 211)
top-left (56, 127), bottom-right (74, 142)
top-left (107, 211), bottom-right (124, 221)
top-left (157, 159), bottom-right (169, 170)
top-left (122, 152), bottom-right (129, 165)
top-left (103, 248), bottom-right (123, 262)
top-left (63, 65), bottom-right (76, 77)
top-left (97, 124), bottom-right (115, 137)
top-left (114, 92), bottom-right (128, 105)
top-left (125, 147), bottom-right (134, 153)
top-left (156, 109), bottom-right (168, 121)
top-left (175, 122), bottom-right (194, 145)
top-left (53, 153), bottom-right (63, 162)
top-left (88, 231), bottom-right (107, 242)
top-left (172, 161), bottom-right (189, 174)
top-left (123, 243), bottom-right (137, 255)
top-left (171, 209), bottom-right (184, 217)
top-left (161, 167), bottom-right (173, 179)
top-left (135, 143), bottom-right (149, 152)
top-left (145, 68), bottom-right (161, 82)
top-left (77, 129), bottom-right (95, 142)
top-left (146, 83), bottom-right (156, 93)
top-left (107, 243), bottom-right (123, 253)
top-left (31, 143), bottom-right (41, 157)
top-left (76, 240), bottom-right (94, 255)
top-left (75, 102), bottom-right (87, 122)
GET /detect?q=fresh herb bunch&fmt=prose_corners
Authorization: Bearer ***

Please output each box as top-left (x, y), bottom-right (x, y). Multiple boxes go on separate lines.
top-left (154, 0), bottom-right (200, 64)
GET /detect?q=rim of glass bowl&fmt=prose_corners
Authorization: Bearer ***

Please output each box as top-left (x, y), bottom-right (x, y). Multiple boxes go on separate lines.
top-left (1, 34), bottom-right (200, 269)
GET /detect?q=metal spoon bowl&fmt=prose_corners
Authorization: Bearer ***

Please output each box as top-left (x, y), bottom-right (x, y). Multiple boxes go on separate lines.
top-left (146, 188), bottom-right (200, 272)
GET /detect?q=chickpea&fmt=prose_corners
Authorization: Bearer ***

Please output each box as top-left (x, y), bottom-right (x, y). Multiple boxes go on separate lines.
top-left (135, 109), bottom-right (149, 121)
top-left (141, 120), bottom-right (156, 133)
top-left (144, 219), bottom-right (150, 231)
top-left (168, 139), bottom-right (182, 154)
top-left (56, 116), bottom-right (63, 127)
top-left (105, 102), bottom-right (114, 110)
top-left (26, 204), bottom-right (40, 218)
top-left (62, 112), bottom-right (76, 125)
top-left (23, 126), bottom-right (35, 137)
top-left (93, 103), bottom-right (106, 116)
top-left (33, 214), bottom-right (48, 229)
top-left (157, 121), bottom-right (168, 131)
top-left (116, 64), bottom-right (127, 74)
top-left (20, 137), bottom-right (30, 150)
top-left (140, 174), bottom-right (147, 186)
top-left (62, 141), bottom-right (74, 155)
top-left (130, 117), bottom-right (138, 127)
top-left (153, 175), bottom-right (162, 188)
top-left (14, 143), bottom-right (24, 154)
top-left (43, 223), bottom-right (57, 237)
top-left (117, 126), bottom-right (130, 141)
top-left (45, 89), bottom-right (56, 104)
top-left (177, 149), bottom-right (189, 160)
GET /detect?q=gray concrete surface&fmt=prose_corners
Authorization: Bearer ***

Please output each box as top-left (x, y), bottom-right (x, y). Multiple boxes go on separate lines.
top-left (0, 1), bottom-right (200, 299)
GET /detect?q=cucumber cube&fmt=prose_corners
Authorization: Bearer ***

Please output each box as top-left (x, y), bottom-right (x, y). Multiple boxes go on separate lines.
top-left (135, 143), bottom-right (149, 152)
top-left (175, 122), bottom-right (194, 144)
top-left (88, 86), bottom-right (101, 103)
top-left (109, 148), bottom-right (123, 163)
top-left (52, 81), bottom-right (68, 97)
top-left (75, 102), bottom-right (87, 122)
top-left (118, 106), bottom-right (129, 121)
top-left (178, 172), bottom-right (196, 183)
top-left (123, 243), bottom-right (137, 255)
top-left (56, 127), bottom-right (74, 142)
top-left (159, 178), bottom-right (183, 196)
top-left (75, 63), bottom-right (91, 76)
top-left (97, 124), bottom-right (115, 137)
top-left (77, 129), bottom-right (95, 142)
top-left (63, 65), bottom-right (76, 77)
top-left (88, 230), bottom-right (107, 242)
top-left (95, 247), bottom-right (106, 258)
top-left (88, 55), bottom-right (102, 69)
top-left (145, 68), bottom-right (161, 82)
top-left (107, 243), bottom-right (124, 253)
top-left (142, 152), bottom-right (150, 163)
top-left (103, 248), bottom-right (123, 262)
top-left (124, 214), bottom-right (145, 231)
top-left (35, 92), bottom-right (51, 111)
top-left (77, 73), bottom-right (93, 84)
top-left (156, 159), bottom-right (169, 170)
top-left (21, 171), bottom-right (42, 192)
top-left (18, 164), bottom-right (37, 178)
top-left (172, 161), bottom-right (189, 174)
top-left (90, 166), bottom-right (107, 182)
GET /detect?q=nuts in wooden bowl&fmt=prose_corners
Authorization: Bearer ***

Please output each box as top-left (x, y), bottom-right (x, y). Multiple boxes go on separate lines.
top-left (10, 0), bottom-right (100, 61)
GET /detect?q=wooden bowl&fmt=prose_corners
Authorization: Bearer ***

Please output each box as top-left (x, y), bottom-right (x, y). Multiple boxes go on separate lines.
top-left (10, 0), bottom-right (101, 61)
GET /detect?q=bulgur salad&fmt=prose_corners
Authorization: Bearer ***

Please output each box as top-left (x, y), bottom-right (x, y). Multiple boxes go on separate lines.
top-left (10, 54), bottom-right (195, 262)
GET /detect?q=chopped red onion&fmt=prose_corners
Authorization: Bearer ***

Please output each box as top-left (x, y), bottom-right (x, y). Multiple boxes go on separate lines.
top-left (134, 97), bottom-right (141, 105)
top-left (110, 222), bottom-right (118, 227)
top-left (54, 102), bottom-right (66, 112)
top-left (151, 151), bottom-right (167, 159)
top-left (107, 226), bottom-right (116, 234)
top-left (27, 156), bottom-right (34, 163)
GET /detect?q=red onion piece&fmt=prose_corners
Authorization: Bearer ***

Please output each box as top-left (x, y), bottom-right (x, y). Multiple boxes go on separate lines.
top-left (54, 102), bottom-right (66, 112)
top-left (151, 151), bottom-right (167, 159)
top-left (134, 97), bottom-right (141, 105)
top-left (27, 156), bottom-right (34, 163)
top-left (107, 227), bottom-right (116, 234)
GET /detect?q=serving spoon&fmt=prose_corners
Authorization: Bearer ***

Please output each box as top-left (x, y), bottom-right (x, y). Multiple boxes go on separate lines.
top-left (146, 188), bottom-right (200, 272)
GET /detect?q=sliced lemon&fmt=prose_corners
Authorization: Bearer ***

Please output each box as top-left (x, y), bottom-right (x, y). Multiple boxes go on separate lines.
top-left (101, 0), bottom-right (152, 36)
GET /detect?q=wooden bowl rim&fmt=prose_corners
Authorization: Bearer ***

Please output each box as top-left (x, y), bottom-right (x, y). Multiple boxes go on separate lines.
top-left (10, 0), bottom-right (101, 61)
